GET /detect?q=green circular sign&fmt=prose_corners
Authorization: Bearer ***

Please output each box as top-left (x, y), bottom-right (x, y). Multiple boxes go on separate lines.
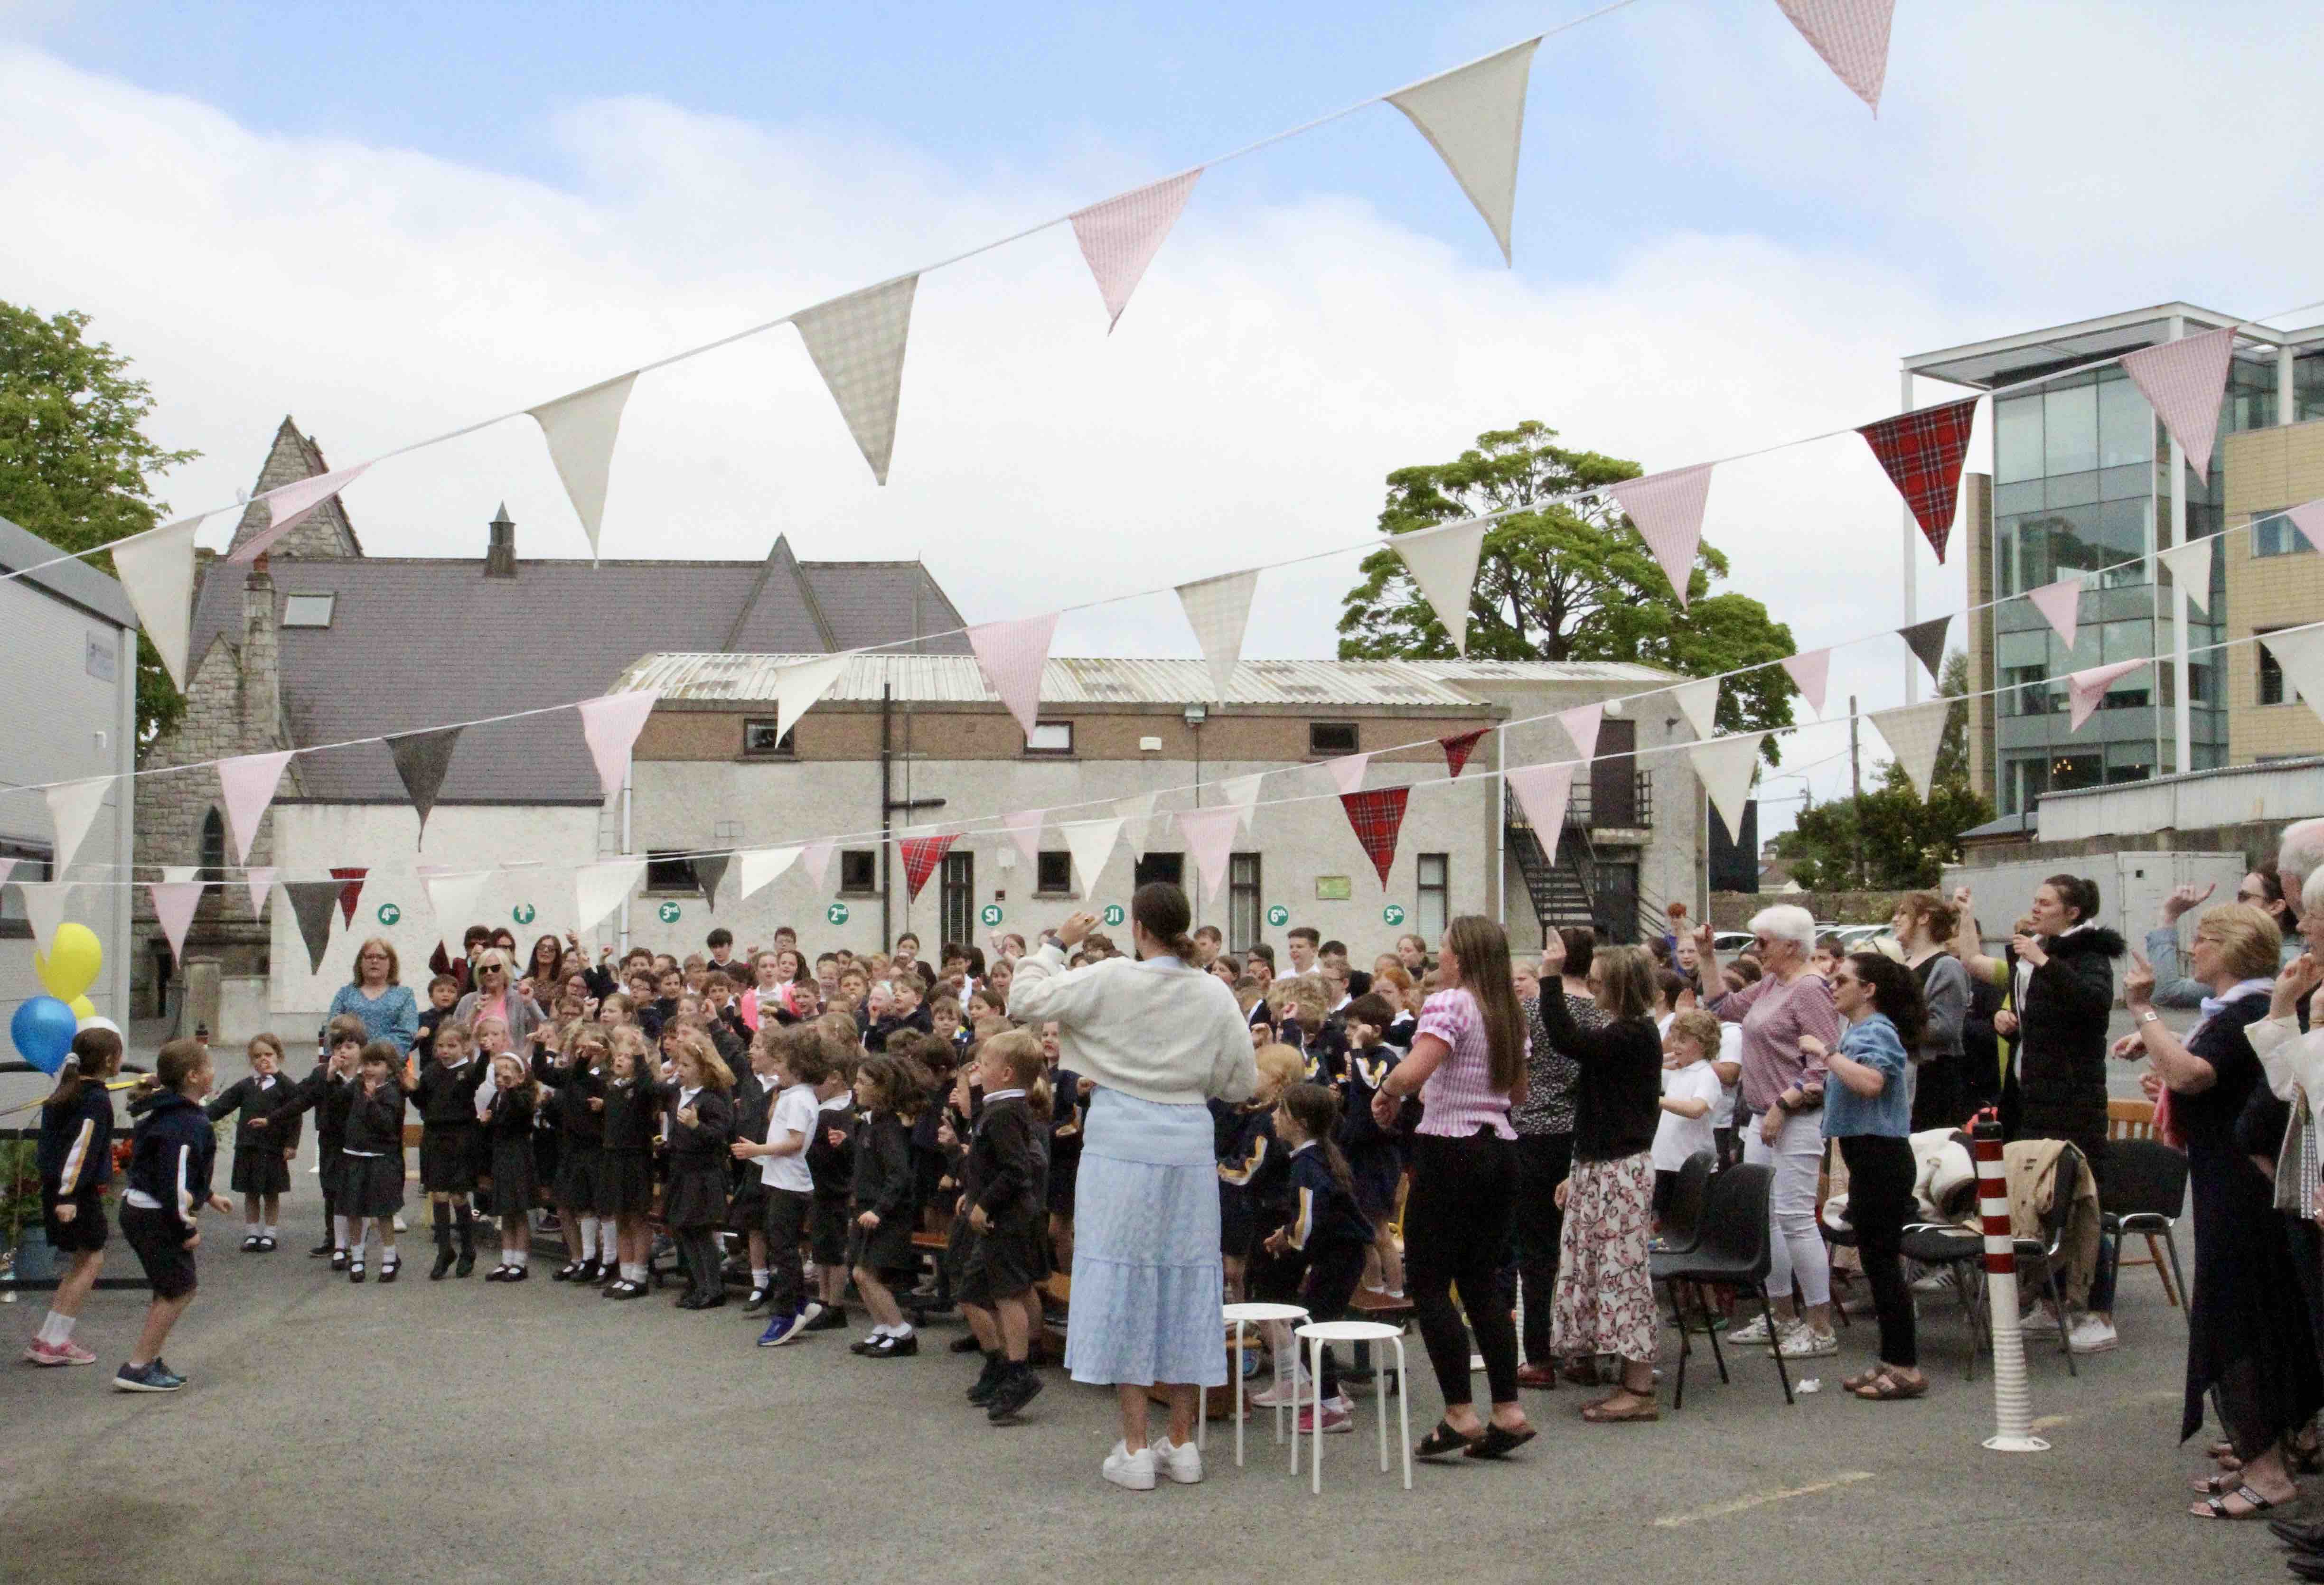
top-left (656, 901), bottom-right (682, 924)
top-left (1381, 903), bottom-right (1407, 927)
top-left (375, 903), bottom-right (401, 926)
top-left (1101, 904), bottom-right (1126, 928)
top-left (511, 903), bottom-right (535, 925)
top-left (1265, 904), bottom-right (1290, 928)
top-left (978, 903), bottom-right (1004, 927)
top-left (825, 902), bottom-right (849, 926)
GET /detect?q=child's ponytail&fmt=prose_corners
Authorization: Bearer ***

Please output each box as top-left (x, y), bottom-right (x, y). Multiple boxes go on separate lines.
top-left (42, 1025), bottom-right (124, 1112)
top-left (1279, 1082), bottom-right (1354, 1197)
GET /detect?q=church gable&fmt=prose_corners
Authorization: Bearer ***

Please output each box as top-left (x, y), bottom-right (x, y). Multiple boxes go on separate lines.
top-left (222, 416), bottom-right (364, 560)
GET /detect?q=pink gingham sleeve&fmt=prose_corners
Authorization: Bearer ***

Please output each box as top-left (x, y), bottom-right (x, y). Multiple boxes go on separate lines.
top-left (1415, 989), bottom-right (1475, 1052)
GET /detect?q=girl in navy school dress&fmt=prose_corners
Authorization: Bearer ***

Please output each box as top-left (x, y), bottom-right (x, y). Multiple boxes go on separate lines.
top-left (536, 1026), bottom-right (611, 1283)
top-left (1261, 1082), bottom-right (1377, 1432)
top-left (661, 1027), bottom-right (736, 1310)
top-left (206, 1033), bottom-right (300, 1252)
top-left (339, 1043), bottom-right (410, 1283)
top-left (26, 1023), bottom-right (125, 1368)
top-left (846, 1054), bottom-right (925, 1357)
top-left (481, 1051), bottom-right (540, 1281)
top-left (598, 1027), bottom-right (663, 1298)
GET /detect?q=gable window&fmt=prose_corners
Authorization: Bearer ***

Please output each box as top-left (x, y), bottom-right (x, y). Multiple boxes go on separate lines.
top-left (1309, 722), bottom-right (1359, 756)
top-left (645, 851), bottom-right (700, 894)
top-left (743, 718), bottom-right (797, 757)
top-left (281, 593), bottom-right (336, 628)
top-left (839, 849), bottom-right (879, 894)
top-left (1035, 851), bottom-right (1072, 896)
top-left (1025, 721), bottom-right (1074, 756)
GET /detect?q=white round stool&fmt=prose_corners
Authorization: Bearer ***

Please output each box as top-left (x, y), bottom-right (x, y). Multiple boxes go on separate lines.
top-left (1219, 1301), bottom-right (1308, 1468)
top-left (1293, 1320), bottom-right (1411, 1494)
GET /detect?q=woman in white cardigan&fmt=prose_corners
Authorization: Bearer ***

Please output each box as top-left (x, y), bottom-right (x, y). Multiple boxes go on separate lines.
top-left (1008, 883), bottom-right (1257, 1493)
top-left (2247, 868), bottom-right (2324, 1430)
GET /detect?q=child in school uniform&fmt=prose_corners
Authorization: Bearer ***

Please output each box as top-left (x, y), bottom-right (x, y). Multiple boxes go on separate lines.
top-left (1218, 1043), bottom-right (1304, 1305)
top-left (412, 973), bottom-right (460, 1070)
top-left (112, 1039), bottom-right (233, 1393)
top-left (536, 1027), bottom-right (611, 1283)
top-left (662, 1027), bottom-right (736, 1310)
top-left (845, 1054), bottom-right (925, 1356)
top-left (26, 1023), bottom-right (125, 1368)
top-left (338, 1043), bottom-right (409, 1283)
top-left (1335, 992), bottom-right (1407, 1299)
top-left (803, 1042), bottom-right (859, 1331)
top-left (482, 1051), bottom-right (539, 1281)
top-left (1046, 1022), bottom-right (1090, 1276)
top-left (261, 1016), bottom-right (363, 1265)
top-left (739, 1026), bottom-right (830, 1346)
top-left (1651, 1010), bottom-right (1724, 1219)
top-left (729, 1034), bottom-right (778, 1311)
top-left (1278, 979), bottom-right (1347, 1085)
top-left (406, 1018), bottom-right (490, 1279)
top-left (956, 1029), bottom-right (1052, 1423)
top-left (598, 1027), bottom-right (663, 1299)
top-left (206, 1033), bottom-right (300, 1252)
top-left (1257, 1083), bottom-right (1377, 1431)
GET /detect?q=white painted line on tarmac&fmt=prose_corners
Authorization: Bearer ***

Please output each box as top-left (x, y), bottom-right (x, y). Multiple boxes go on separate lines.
top-left (1654, 1471), bottom-right (1875, 1528)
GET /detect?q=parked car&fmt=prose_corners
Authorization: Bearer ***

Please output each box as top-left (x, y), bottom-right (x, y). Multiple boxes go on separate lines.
top-left (1713, 931), bottom-right (1755, 954)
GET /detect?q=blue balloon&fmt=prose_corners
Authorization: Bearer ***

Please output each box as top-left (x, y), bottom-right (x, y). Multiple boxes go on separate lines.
top-left (11, 996), bottom-right (78, 1074)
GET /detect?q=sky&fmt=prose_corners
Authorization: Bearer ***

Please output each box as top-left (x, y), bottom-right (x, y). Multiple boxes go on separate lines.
top-left (6, 0), bottom-right (2323, 827)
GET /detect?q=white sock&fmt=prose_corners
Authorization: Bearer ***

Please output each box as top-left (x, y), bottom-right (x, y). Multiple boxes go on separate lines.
top-left (752, 1268), bottom-right (769, 1290)
top-left (628, 1262), bottom-right (647, 1283)
top-left (890, 1320), bottom-right (914, 1338)
top-left (38, 1311), bottom-right (70, 1344)
top-left (263, 1224), bottom-right (277, 1239)
top-left (335, 1215), bottom-right (353, 1250)
top-left (510, 1245), bottom-right (528, 1269)
top-left (580, 1217), bottom-right (602, 1260)
top-left (245, 1221), bottom-right (259, 1238)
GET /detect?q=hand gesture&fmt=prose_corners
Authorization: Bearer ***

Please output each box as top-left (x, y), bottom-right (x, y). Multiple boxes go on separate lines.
top-left (968, 1204), bottom-right (991, 1234)
top-left (2139, 1070), bottom-right (2163, 1102)
top-left (1992, 1007), bottom-right (2019, 1037)
top-left (677, 1105), bottom-right (698, 1129)
top-left (1056, 911), bottom-right (1099, 948)
top-left (729, 1139), bottom-right (756, 1160)
top-left (856, 1210), bottom-right (879, 1230)
top-left (2161, 881), bottom-right (2216, 924)
top-left (1693, 922), bottom-right (1718, 957)
top-left (2123, 951), bottom-right (2156, 1010)
top-left (518, 977), bottom-right (535, 1000)
top-left (2273, 953), bottom-right (2324, 1019)
top-left (1370, 1087), bottom-right (1398, 1128)
top-left (1262, 1227), bottom-right (1286, 1255)
top-left (936, 1119), bottom-right (956, 1148)
top-left (2011, 932), bottom-right (2048, 969)
top-left (208, 1193), bottom-right (233, 1213)
top-left (183, 1229), bottom-right (201, 1251)
top-left (1797, 1035), bottom-right (1827, 1059)
top-left (2110, 1033), bottom-right (2142, 1059)
top-left (249, 1115), bottom-right (269, 1130)
top-left (1539, 934), bottom-right (1567, 978)
top-left (1951, 885), bottom-right (1972, 914)
top-left (587, 1096), bottom-right (605, 1112)
top-left (825, 1127), bottom-right (848, 1149)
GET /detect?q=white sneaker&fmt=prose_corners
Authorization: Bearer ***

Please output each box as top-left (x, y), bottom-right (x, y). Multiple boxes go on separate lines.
top-left (1729, 1313), bottom-right (1775, 1346)
top-left (2067, 1315), bottom-right (2119, 1355)
top-left (1149, 1433), bottom-right (1203, 1485)
top-left (1777, 1324), bottom-right (1839, 1359)
top-left (2016, 1305), bottom-right (2063, 1334)
top-left (1909, 1269), bottom-right (1953, 1295)
top-left (1249, 1370), bottom-right (1310, 1408)
top-left (1102, 1441), bottom-right (1156, 1491)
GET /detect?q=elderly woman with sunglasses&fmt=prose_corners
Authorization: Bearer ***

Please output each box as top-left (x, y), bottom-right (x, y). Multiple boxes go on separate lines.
top-left (1693, 905), bottom-right (1841, 1359)
top-left (452, 950), bottom-right (545, 1051)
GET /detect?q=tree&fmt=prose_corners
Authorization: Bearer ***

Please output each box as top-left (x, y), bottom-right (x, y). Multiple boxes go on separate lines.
top-left (1336, 420), bottom-right (1798, 754)
top-left (0, 301), bottom-right (200, 745)
top-left (1775, 651), bottom-right (1993, 890)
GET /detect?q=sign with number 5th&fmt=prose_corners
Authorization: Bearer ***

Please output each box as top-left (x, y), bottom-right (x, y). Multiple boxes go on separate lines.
top-left (1381, 903), bottom-right (1406, 927)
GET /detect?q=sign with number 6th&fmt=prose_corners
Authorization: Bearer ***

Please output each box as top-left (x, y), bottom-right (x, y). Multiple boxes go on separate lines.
top-left (1265, 904), bottom-right (1289, 928)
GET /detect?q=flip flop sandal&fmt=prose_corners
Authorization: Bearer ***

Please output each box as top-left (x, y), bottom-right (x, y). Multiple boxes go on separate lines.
top-left (1465, 1422), bottom-right (1542, 1456)
top-left (1580, 1395), bottom-right (1660, 1424)
top-left (2192, 1485), bottom-right (2277, 1520)
top-left (2193, 1471), bottom-right (2244, 1495)
top-left (1415, 1421), bottom-right (1482, 1459)
top-left (1852, 1368), bottom-right (1928, 1401)
top-left (1841, 1368), bottom-right (1885, 1393)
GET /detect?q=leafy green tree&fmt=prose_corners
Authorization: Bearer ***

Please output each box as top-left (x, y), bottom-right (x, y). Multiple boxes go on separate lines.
top-left (0, 301), bottom-right (199, 745)
top-left (1775, 651), bottom-right (1992, 889)
top-left (1336, 420), bottom-right (1798, 755)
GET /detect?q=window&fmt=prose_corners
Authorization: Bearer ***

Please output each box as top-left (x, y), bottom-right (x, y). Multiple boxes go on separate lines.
top-left (199, 808), bottom-right (227, 884)
top-left (0, 840), bottom-right (53, 937)
top-left (1035, 851), bottom-right (1072, 896)
top-left (1415, 853), bottom-right (1449, 944)
top-left (839, 849), bottom-right (878, 894)
top-left (1309, 722), bottom-right (1359, 756)
top-left (939, 851), bottom-right (975, 949)
top-left (1025, 721), bottom-right (1074, 755)
top-left (645, 851), bottom-right (700, 894)
top-left (742, 718), bottom-right (797, 756)
top-left (1134, 853), bottom-right (1183, 889)
top-left (1228, 853), bottom-right (1261, 951)
top-left (2260, 629), bottom-right (2290, 706)
top-left (281, 593), bottom-right (335, 628)
top-left (2254, 509), bottom-right (2313, 559)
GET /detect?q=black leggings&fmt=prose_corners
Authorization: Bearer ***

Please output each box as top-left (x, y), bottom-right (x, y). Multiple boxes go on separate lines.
top-left (677, 1227), bottom-right (722, 1303)
top-left (1837, 1134), bottom-right (1917, 1369)
top-left (1298, 1240), bottom-right (1369, 1399)
top-left (1511, 1132), bottom-right (1571, 1364)
top-left (1405, 1128), bottom-right (1520, 1409)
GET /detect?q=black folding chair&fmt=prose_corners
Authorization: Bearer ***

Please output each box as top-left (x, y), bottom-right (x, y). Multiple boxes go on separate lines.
top-left (2099, 1138), bottom-right (2189, 1315)
top-left (1900, 1146), bottom-right (2082, 1380)
top-left (1653, 1163), bottom-right (1792, 1410)
top-left (1652, 1150), bottom-right (1716, 1256)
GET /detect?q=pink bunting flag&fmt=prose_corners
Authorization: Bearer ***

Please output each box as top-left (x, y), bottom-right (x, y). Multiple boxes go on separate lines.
top-left (149, 881), bottom-right (206, 968)
top-left (1780, 649), bottom-right (1831, 716)
top-left (1610, 464), bottom-right (1713, 609)
top-left (1339, 788), bottom-right (1410, 889)
top-left (1070, 169), bottom-right (1201, 331)
top-left (2121, 326), bottom-right (2236, 478)
top-left (229, 463), bottom-right (371, 563)
top-left (1176, 806), bottom-right (1243, 906)
top-left (1505, 763), bottom-right (1577, 840)
top-left (2066, 659), bottom-right (2149, 731)
top-left (899, 836), bottom-right (957, 902)
top-left (1001, 808), bottom-right (1045, 874)
top-left (1323, 753), bottom-right (1371, 796)
top-left (243, 866), bottom-right (276, 919)
top-left (967, 613), bottom-right (1059, 739)
top-left (1556, 702), bottom-right (1603, 763)
top-left (577, 690), bottom-right (662, 799)
top-left (218, 749), bottom-right (296, 865)
top-left (2027, 577), bottom-right (2084, 649)
top-left (800, 840), bottom-right (837, 895)
top-left (2287, 501), bottom-right (2324, 555)
top-left (1776, 0), bottom-right (1896, 112)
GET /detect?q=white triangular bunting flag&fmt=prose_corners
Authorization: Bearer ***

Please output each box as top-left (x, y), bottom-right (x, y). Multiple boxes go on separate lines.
top-left (577, 690), bottom-right (661, 800)
top-left (44, 777), bottom-right (112, 873)
top-left (1504, 763), bottom-right (1576, 840)
top-left (1220, 773), bottom-right (1266, 836)
top-left (1688, 733), bottom-right (1765, 840)
top-left (1395, 519), bottom-right (1488, 655)
top-left (529, 372), bottom-right (638, 560)
top-left (1061, 819), bottom-right (1124, 900)
top-left (2121, 326), bottom-right (2236, 478)
top-left (1323, 754), bottom-right (1371, 796)
top-left (1176, 568), bottom-right (1258, 701)
top-left (150, 881), bottom-right (205, 969)
top-left (968, 613), bottom-right (1058, 739)
top-left (794, 275), bottom-right (918, 485)
top-left (422, 870), bottom-right (491, 951)
top-left (243, 867), bottom-right (276, 919)
top-left (774, 653), bottom-right (851, 744)
top-left (111, 516), bottom-right (202, 690)
top-left (738, 846), bottom-right (801, 903)
top-left (218, 749), bottom-right (295, 865)
top-left (1001, 809), bottom-right (1046, 875)
top-left (2261, 626), bottom-right (2324, 726)
top-left (230, 463), bottom-right (370, 562)
top-left (574, 858), bottom-right (646, 933)
top-left (161, 865), bottom-right (198, 884)
top-left (2027, 577), bottom-right (2084, 649)
top-left (1071, 169), bottom-right (1201, 329)
top-left (1114, 793), bottom-right (1157, 861)
top-left (1611, 464), bottom-right (1713, 608)
top-left (1176, 806), bottom-right (1242, 906)
top-left (2067, 660), bottom-right (2148, 732)
top-left (1556, 702), bottom-right (1602, 764)
top-left (2287, 501), bottom-right (2324, 555)
top-left (2157, 535), bottom-right (2215, 613)
top-left (1672, 676), bottom-right (1721, 742)
top-left (17, 881), bottom-right (72, 958)
top-left (1868, 699), bottom-right (1949, 797)
top-left (1387, 37), bottom-right (1542, 264)
top-left (1780, 649), bottom-right (1832, 716)
top-left (800, 839), bottom-right (837, 894)
top-left (1776, 0), bottom-right (1896, 112)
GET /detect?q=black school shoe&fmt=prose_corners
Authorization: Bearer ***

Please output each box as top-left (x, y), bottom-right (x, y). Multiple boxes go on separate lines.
top-left (804, 1306), bottom-right (849, 1332)
top-left (329, 1249), bottom-right (350, 1271)
top-left (241, 1234), bottom-right (262, 1252)
top-left (309, 1240), bottom-right (336, 1257)
top-left (865, 1333), bottom-right (918, 1359)
top-left (486, 1266), bottom-right (512, 1282)
top-left (986, 1366), bottom-right (1043, 1423)
top-left (966, 1355), bottom-right (1007, 1405)
top-left (742, 1287), bottom-right (770, 1315)
top-left (377, 1259), bottom-right (401, 1284)
top-left (574, 1259), bottom-right (603, 1286)
top-left (348, 1260), bottom-right (366, 1284)
top-left (950, 1333), bottom-right (985, 1354)
top-left (256, 1236), bottom-right (278, 1252)
top-left (604, 1280), bottom-right (646, 1300)
top-left (553, 1261), bottom-right (584, 1282)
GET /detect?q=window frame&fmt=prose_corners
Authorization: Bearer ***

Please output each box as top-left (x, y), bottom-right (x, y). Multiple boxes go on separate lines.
top-left (0, 839), bottom-right (54, 937)
top-left (2259, 627), bottom-right (2290, 706)
top-left (1415, 853), bottom-right (1450, 945)
top-left (741, 718), bottom-right (797, 757)
top-left (1034, 850), bottom-right (1073, 897)
top-left (838, 849), bottom-right (879, 895)
top-left (1228, 852), bottom-right (1262, 952)
top-left (1308, 721), bottom-right (1359, 757)
top-left (280, 592), bottom-right (336, 628)
top-left (644, 850), bottom-right (700, 895)
top-left (1023, 720), bottom-right (1075, 757)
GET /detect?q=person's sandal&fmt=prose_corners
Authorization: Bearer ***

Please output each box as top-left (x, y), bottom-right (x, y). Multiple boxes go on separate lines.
top-left (1415, 1420), bottom-right (1482, 1459)
top-left (1841, 1367), bottom-right (1885, 1394)
top-left (1852, 1367), bottom-right (1927, 1401)
top-left (1463, 1421), bottom-right (1539, 1457)
top-left (2191, 1484), bottom-right (2277, 1520)
top-left (1580, 1392), bottom-right (1659, 1424)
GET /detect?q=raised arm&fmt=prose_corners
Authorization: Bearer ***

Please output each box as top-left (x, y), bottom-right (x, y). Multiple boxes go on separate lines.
top-left (2122, 952), bottom-right (2216, 1095)
top-left (1949, 886), bottom-right (2005, 982)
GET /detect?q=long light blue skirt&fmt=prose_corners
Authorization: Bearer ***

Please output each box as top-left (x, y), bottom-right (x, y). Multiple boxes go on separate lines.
top-left (1065, 1087), bottom-right (1226, 1389)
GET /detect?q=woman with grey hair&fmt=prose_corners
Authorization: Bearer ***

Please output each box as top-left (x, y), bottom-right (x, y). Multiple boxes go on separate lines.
top-left (1695, 904), bottom-right (1841, 1357)
top-left (452, 950), bottom-right (544, 1051)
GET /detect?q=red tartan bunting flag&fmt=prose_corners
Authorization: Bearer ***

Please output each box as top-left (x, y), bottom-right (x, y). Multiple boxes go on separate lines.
top-left (1339, 787), bottom-right (1411, 889)
top-left (330, 866), bottom-right (368, 927)
top-left (899, 835), bottom-right (956, 901)
top-left (1438, 727), bottom-right (1488, 779)
top-left (1859, 397), bottom-right (1977, 563)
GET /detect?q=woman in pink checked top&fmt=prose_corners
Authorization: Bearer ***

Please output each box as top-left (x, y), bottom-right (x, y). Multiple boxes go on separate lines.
top-left (1370, 915), bottom-right (1534, 1462)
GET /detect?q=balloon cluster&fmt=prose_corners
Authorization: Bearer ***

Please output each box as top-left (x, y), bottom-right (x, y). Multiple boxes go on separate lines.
top-left (12, 923), bottom-right (103, 1075)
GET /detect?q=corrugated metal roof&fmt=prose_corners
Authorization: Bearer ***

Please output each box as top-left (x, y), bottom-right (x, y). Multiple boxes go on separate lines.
top-left (619, 653), bottom-right (1662, 709)
top-left (1408, 659), bottom-right (1678, 685)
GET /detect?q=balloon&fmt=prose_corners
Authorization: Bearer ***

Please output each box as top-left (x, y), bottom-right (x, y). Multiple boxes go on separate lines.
top-left (10, 996), bottom-right (78, 1074)
top-left (68, 994), bottom-right (96, 1022)
top-left (35, 922), bottom-right (103, 1001)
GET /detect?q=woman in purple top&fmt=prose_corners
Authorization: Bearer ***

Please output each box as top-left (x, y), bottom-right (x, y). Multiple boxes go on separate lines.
top-left (1370, 916), bottom-right (1535, 1461)
top-left (1696, 905), bottom-right (1841, 1358)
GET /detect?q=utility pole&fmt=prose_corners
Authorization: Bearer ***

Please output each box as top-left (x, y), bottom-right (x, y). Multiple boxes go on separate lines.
top-left (1848, 693), bottom-right (1865, 890)
top-left (879, 682), bottom-right (945, 951)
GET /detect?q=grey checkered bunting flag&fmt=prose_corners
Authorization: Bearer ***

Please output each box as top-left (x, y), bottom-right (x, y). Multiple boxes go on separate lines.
top-left (795, 275), bottom-right (918, 485)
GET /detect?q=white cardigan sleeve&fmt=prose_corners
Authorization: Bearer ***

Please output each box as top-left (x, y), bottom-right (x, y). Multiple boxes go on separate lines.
top-left (2248, 1015), bottom-right (2324, 1105)
top-left (1005, 942), bottom-right (1105, 1026)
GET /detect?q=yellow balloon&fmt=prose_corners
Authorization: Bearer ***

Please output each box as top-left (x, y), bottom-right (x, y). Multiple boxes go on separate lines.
top-left (35, 922), bottom-right (103, 1001)
top-left (69, 995), bottom-right (96, 1021)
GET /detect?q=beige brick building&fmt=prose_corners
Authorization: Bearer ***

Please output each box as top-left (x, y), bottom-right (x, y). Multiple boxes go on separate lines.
top-left (2220, 419), bottom-right (2324, 762)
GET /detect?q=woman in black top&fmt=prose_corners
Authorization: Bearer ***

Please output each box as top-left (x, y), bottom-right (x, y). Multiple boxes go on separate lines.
top-left (1535, 939), bottom-right (1667, 1424)
top-left (1510, 927), bottom-right (1595, 1389)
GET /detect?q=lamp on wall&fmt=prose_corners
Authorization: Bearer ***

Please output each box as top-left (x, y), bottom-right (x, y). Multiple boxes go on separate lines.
top-left (1183, 704), bottom-right (1208, 726)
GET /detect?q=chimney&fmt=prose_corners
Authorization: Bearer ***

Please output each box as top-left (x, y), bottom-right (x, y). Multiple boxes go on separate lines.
top-left (241, 557), bottom-right (282, 742)
top-left (485, 503), bottom-right (516, 578)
